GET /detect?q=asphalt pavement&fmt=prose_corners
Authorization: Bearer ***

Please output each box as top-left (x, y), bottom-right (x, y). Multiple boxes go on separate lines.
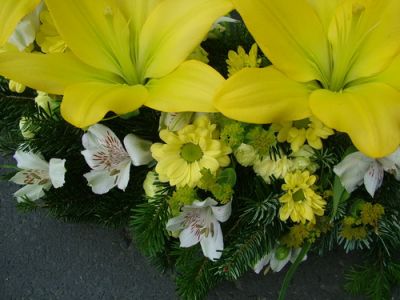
top-left (0, 155), bottom-right (371, 299)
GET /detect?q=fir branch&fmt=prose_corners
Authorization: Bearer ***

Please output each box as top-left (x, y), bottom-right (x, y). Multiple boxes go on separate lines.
top-left (174, 245), bottom-right (220, 300)
top-left (130, 186), bottom-right (173, 257)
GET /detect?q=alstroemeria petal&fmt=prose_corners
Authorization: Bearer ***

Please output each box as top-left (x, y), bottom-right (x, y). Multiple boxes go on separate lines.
top-left (48, 158), bottom-right (66, 188)
top-left (146, 60), bottom-right (222, 112)
top-left (254, 254), bottom-right (271, 274)
top-left (45, 0), bottom-right (136, 81)
top-left (379, 148), bottom-right (400, 180)
top-left (190, 198), bottom-right (218, 209)
top-left (8, 2), bottom-right (42, 51)
top-left (116, 161), bottom-right (131, 191)
top-left (84, 170), bottom-right (116, 194)
top-left (13, 150), bottom-right (48, 170)
top-left (200, 220), bottom-right (223, 261)
top-left (0, 0), bottom-right (40, 46)
top-left (232, 0), bottom-right (329, 82)
top-left (329, 0), bottom-right (400, 84)
top-left (0, 52), bottom-right (120, 95)
top-left (14, 184), bottom-right (45, 202)
top-left (179, 227), bottom-right (201, 248)
top-left (270, 254), bottom-right (290, 272)
top-left (333, 152), bottom-right (372, 193)
top-left (138, 0), bottom-right (233, 79)
top-left (61, 82), bottom-right (148, 128)
top-left (123, 134), bottom-right (153, 166)
top-left (214, 67), bottom-right (312, 124)
top-left (166, 215), bottom-right (185, 232)
top-left (310, 83), bottom-right (400, 158)
top-left (364, 160), bottom-right (384, 198)
top-left (211, 201), bottom-right (232, 223)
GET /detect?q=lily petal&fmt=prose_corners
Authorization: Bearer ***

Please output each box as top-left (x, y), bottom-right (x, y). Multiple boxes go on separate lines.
top-left (232, 0), bottom-right (329, 82)
top-left (61, 82), bottom-right (148, 128)
top-left (310, 83), bottom-right (400, 158)
top-left (307, 0), bottom-right (343, 33)
top-left (0, 0), bottom-right (40, 46)
top-left (138, 0), bottom-right (233, 79)
top-left (374, 54), bottom-right (400, 90)
top-left (45, 0), bottom-right (136, 81)
top-left (329, 0), bottom-right (400, 85)
top-left (0, 52), bottom-right (120, 94)
top-left (214, 66), bottom-right (312, 124)
top-left (364, 160), bottom-right (384, 197)
top-left (334, 152), bottom-right (373, 194)
top-left (146, 60), bottom-right (222, 112)
top-left (48, 158), bottom-right (66, 188)
top-left (123, 134), bottom-right (153, 166)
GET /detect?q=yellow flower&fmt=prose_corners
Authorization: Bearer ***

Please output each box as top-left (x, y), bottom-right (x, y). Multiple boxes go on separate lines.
top-left (0, 0), bottom-right (233, 128)
top-left (274, 117), bottom-right (333, 152)
top-left (187, 46), bottom-right (209, 64)
top-left (226, 43), bottom-right (261, 77)
top-left (0, 0), bottom-right (40, 47)
top-left (253, 155), bottom-right (291, 184)
top-left (360, 202), bottom-right (385, 228)
top-left (151, 116), bottom-right (231, 188)
top-left (340, 216), bottom-right (368, 241)
top-left (215, 0), bottom-right (400, 158)
top-left (36, 8), bottom-right (67, 54)
top-left (279, 170), bottom-right (326, 224)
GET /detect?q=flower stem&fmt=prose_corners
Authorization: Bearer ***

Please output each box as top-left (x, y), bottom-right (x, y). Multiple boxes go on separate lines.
top-left (278, 241), bottom-right (311, 300)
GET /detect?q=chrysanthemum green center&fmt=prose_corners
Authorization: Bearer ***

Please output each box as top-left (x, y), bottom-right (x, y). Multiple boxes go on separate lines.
top-left (293, 189), bottom-right (305, 202)
top-left (180, 143), bottom-right (203, 163)
top-left (274, 245), bottom-right (290, 261)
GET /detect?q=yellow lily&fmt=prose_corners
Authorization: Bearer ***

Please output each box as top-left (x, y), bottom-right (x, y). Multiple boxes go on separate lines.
top-left (215, 0), bottom-right (400, 158)
top-left (0, 0), bottom-right (40, 47)
top-left (0, 0), bottom-right (233, 128)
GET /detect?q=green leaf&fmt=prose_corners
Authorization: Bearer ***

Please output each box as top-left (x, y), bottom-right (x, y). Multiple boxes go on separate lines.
top-left (331, 175), bottom-right (350, 219)
top-left (217, 168), bottom-right (237, 187)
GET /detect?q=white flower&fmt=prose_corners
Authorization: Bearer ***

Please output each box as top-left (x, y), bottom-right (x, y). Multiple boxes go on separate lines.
top-left (82, 124), bottom-right (152, 194)
top-left (234, 143), bottom-right (257, 167)
top-left (166, 198), bottom-right (232, 261)
top-left (10, 150), bottom-right (66, 202)
top-left (8, 1), bottom-right (44, 51)
top-left (334, 148), bottom-right (400, 198)
top-left (254, 245), bottom-right (306, 274)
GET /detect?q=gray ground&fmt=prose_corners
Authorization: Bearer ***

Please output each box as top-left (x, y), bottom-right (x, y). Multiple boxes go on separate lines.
top-left (0, 156), bottom-right (390, 300)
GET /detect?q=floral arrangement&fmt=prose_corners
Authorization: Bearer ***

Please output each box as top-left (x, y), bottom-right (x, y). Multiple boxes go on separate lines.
top-left (1, 1), bottom-right (400, 299)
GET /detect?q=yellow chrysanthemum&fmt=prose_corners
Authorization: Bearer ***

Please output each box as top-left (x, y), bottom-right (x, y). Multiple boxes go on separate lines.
top-left (226, 43), bottom-right (261, 77)
top-left (279, 170), bottom-right (326, 224)
top-left (36, 8), bottom-right (67, 54)
top-left (151, 116), bottom-right (231, 188)
top-left (273, 116), bottom-right (333, 152)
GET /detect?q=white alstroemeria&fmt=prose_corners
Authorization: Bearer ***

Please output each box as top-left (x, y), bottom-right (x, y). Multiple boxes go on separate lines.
top-left (10, 150), bottom-right (66, 202)
top-left (254, 245), bottom-right (306, 274)
top-left (82, 124), bottom-right (152, 194)
top-left (8, 1), bottom-right (43, 51)
top-left (166, 198), bottom-right (232, 261)
top-left (334, 148), bottom-right (400, 198)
